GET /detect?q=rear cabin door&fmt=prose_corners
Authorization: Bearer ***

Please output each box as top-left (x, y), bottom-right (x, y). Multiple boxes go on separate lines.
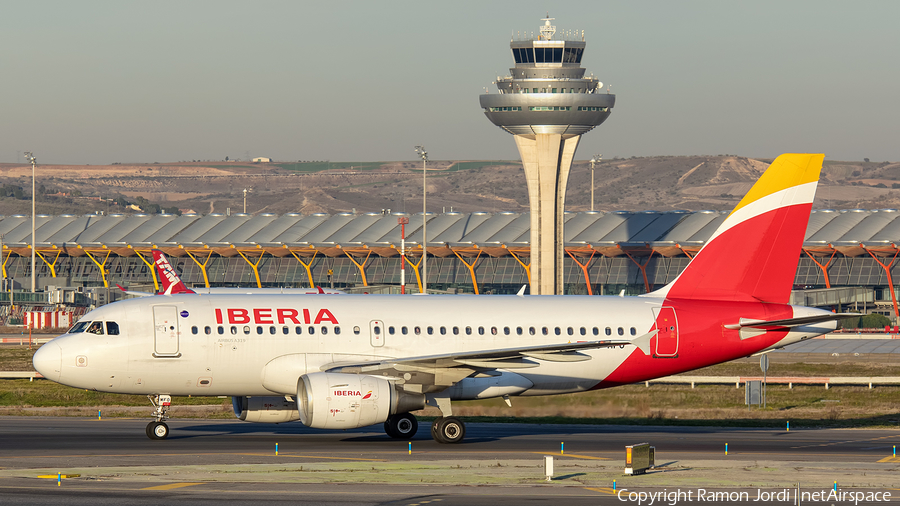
top-left (153, 305), bottom-right (180, 357)
top-left (652, 306), bottom-right (679, 357)
top-left (370, 320), bottom-right (384, 347)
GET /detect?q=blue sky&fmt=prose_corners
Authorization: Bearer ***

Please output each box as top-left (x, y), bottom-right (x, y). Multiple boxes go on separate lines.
top-left (2, 1), bottom-right (897, 164)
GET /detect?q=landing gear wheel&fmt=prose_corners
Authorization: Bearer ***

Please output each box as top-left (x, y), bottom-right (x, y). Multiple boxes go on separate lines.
top-left (147, 421), bottom-right (169, 440)
top-left (431, 416), bottom-right (465, 444)
top-left (384, 413), bottom-right (418, 439)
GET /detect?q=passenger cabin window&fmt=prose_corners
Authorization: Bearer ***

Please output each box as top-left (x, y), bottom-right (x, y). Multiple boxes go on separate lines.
top-left (504, 327), bottom-right (510, 335)
top-left (440, 327), bottom-right (446, 335)
top-left (353, 326), bottom-right (361, 335)
top-left (631, 327), bottom-right (637, 336)
top-left (205, 326), bottom-right (212, 335)
top-left (542, 327), bottom-right (549, 336)
top-left (308, 326), bottom-right (315, 335)
top-left (415, 326), bottom-right (421, 335)
top-left (618, 327), bottom-right (624, 336)
top-left (427, 327), bottom-right (434, 335)
top-left (191, 326), bottom-right (198, 335)
top-left (282, 326), bottom-right (289, 335)
top-left (491, 327), bottom-right (498, 335)
top-left (87, 321), bottom-right (104, 335)
top-left (529, 327), bottom-right (536, 335)
top-left (218, 326), bottom-right (224, 335)
top-left (453, 326), bottom-right (459, 335)
top-left (478, 327), bottom-right (485, 335)
top-left (243, 326), bottom-right (251, 335)
top-left (567, 327), bottom-right (574, 336)
top-left (295, 326), bottom-right (303, 334)
top-left (256, 326), bottom-right (263, 335)
top-left (269, 326), bottom-right (276, 335)
top-left (516, 327), bottom-right (523, 336)
top-left (466, 326), bottom-right (472, 335)
top-left (593, 327), bottom-right (599, 336)
top-left (605, 327), bottom-right (611, 336)
top-left (231, 326), bottom-right (237, 335)
top-left (321, 327), bottom-right (328, 335)
top-left (106, 322), bottom-right (120, 335)
top-left (402, 326), bottom-right (408, 335)
top-left (580, 327), bottom-right (586, 336)
top-left (335, 327), bottom-right (341, 335)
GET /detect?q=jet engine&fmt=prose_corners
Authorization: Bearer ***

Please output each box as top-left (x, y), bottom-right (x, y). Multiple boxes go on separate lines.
top-left (232, 395), bottom-right (301, 424)
top-left (297, 372), bottom-right (425, 430)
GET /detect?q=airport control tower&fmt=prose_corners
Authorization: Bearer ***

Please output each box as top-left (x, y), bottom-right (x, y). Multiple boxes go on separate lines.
top-left (480, 16), bottom-right (615, 295)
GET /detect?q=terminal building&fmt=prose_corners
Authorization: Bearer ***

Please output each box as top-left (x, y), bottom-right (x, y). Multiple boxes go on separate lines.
top-left (0, 209), bottom-right (895, 321)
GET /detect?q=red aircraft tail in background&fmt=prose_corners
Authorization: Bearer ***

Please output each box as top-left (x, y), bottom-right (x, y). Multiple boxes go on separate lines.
top-left (152, 249), bottom-right (195, 295)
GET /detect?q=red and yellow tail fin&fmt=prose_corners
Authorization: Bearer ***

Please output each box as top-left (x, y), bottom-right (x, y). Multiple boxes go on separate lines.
top-left (650, 153), bottom-right (824, 303)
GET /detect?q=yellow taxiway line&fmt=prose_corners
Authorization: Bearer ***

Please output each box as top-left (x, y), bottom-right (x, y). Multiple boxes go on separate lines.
top-left (141, 483), bottom-right (205, 491)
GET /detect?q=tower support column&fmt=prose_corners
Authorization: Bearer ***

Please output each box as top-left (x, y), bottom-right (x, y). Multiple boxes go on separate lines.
top-left (514, 133), bottom-right (581, 295)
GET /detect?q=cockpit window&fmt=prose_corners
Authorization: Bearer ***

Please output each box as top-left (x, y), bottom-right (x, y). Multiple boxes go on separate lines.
top-left (106, 322), bottom-right (120, 335)
top-left (68, 321), bottom-right (90, 334)
top-left (86, 321), bottom-right (104, 335)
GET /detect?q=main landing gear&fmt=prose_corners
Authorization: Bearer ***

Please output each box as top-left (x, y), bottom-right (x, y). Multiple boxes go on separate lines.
top-left (382, 412), bottom-right (466, 443)
top-left (146, 394), bottom-right (172, 440)
top-left (431, 416), bottom-right (465, 444)
top-left (384, 413), bottom-right (418, 439)
top-left (427, 394), bottom-right (465, 444)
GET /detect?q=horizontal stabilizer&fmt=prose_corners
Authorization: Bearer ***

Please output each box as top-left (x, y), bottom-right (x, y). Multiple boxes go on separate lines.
top-left (630, 330), bottom-right (658, 356)
top-left (724, 313), bottom-right (862, 330)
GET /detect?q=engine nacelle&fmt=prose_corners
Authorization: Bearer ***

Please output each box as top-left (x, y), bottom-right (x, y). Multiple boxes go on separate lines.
top-left (232, 395), bottom-right (301, 424)
top-left (297, 372), bottom-right (424, 430)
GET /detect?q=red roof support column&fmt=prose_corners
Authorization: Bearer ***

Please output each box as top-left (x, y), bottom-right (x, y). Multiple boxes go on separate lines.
top-left (862, 245), bottom-right (900, 319)
top-left (803, 248), bottom-right (837, 289)
top-left (565, 249), bottom-right (596, 296)
top-left (621, 248), bottom-right (655, 294)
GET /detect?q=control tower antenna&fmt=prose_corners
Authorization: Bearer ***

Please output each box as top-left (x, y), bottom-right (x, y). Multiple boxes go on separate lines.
top-left (479, 16), bottom-right (616, 295)
top-left (539, 14), bottom-right (555, 40)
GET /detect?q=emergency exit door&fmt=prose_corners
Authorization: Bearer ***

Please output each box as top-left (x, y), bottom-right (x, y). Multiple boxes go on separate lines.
top-left (652, 306), bottom-right (678, 357)
top-left (153, 305), bottom-right (180, 357)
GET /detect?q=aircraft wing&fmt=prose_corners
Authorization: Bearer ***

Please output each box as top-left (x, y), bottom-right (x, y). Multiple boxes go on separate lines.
top-left (324, 333), bottom-right (656, 392)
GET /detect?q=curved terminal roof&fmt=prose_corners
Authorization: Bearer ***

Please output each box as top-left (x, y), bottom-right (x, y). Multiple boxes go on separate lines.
top-left (2, 209), bottom-right (897, 259)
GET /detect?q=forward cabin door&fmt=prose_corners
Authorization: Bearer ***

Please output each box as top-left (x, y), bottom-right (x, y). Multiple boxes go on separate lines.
top-left (652, 306), bottom-right (679, 357)
top-left (370, 320), bottom-right (384, 347)
top-left (153, 305), bottom-right (181, 357)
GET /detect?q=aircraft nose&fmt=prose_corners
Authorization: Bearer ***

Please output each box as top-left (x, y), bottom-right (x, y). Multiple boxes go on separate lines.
top-left (33, 341), bottom-right (61, 382)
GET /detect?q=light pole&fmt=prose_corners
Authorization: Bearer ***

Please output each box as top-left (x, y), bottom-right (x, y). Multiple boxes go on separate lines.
top-left (23, 152), bottom-right (36, 292)
top-left (243, 188), bottom-right (249, 213)
top-left (589, 154), bottom-right (601, 212)
top-left (414, 146), bottom-right (428, 294)
top-left (398, 216), bottom-right (409, 294)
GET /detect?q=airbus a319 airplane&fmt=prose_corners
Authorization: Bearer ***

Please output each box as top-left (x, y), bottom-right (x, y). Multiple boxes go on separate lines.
top-left (34, 153), bottom-right (852, 443)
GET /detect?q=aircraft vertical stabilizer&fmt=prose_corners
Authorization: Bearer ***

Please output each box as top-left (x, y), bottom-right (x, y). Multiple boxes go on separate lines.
top-left (648, 153), bottom-right (824, 304)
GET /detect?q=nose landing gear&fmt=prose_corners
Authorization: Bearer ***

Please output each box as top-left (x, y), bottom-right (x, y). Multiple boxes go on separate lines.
top-left (146, 394), bottom-right (172, 440)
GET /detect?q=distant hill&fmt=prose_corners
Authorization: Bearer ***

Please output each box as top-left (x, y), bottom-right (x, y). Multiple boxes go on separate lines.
top-left (0, 156), bottom-right (895, 216)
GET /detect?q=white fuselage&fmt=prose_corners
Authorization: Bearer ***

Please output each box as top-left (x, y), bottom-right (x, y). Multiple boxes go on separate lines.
top-left (35, 293), bottom-right (834, 401)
